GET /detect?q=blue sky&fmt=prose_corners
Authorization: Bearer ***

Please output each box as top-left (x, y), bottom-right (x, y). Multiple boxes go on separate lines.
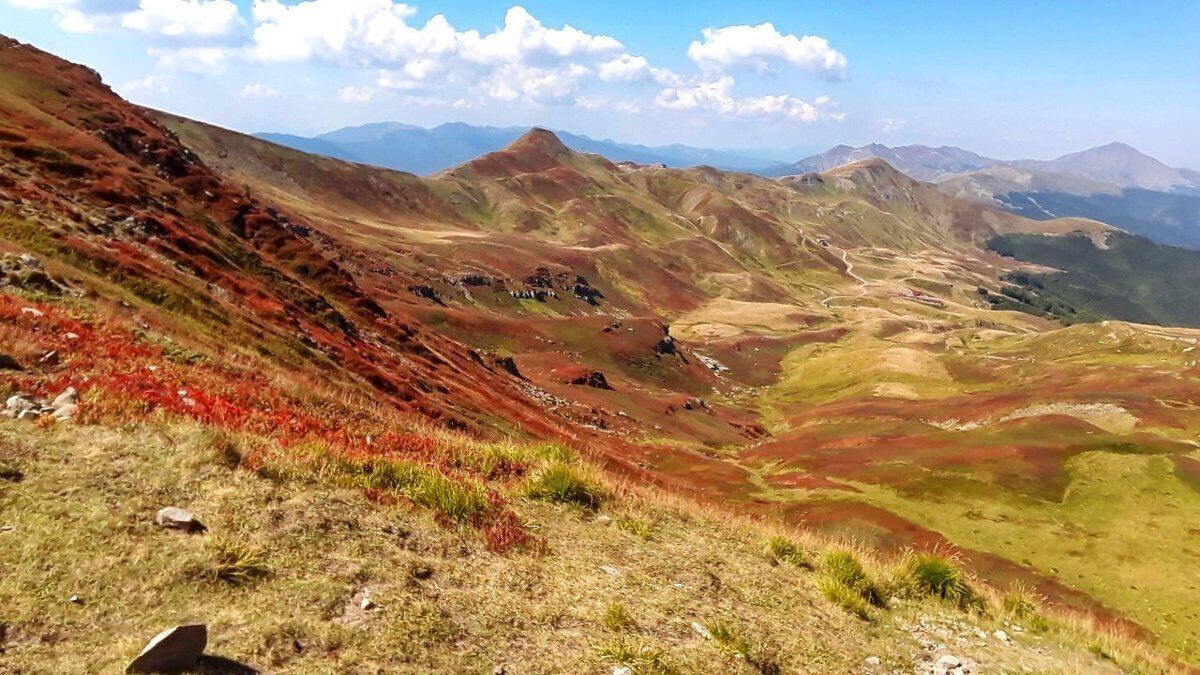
top-left (1, 0), bottom-right (1197, 165)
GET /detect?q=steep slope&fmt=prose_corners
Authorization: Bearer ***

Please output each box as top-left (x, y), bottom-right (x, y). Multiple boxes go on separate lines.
top-left (0, 35), bottom-right (582, 442)
top-left (769, 143), bottom-right (998, 181)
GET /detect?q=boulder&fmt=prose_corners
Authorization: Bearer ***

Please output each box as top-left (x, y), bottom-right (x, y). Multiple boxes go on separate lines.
top-left (154, 507), bottom-right (203, 532)
top-left (126, 624), bottom-right (207, 673)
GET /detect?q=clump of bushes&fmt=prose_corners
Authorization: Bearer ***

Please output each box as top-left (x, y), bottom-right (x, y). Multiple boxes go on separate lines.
top-left (763, 535), bottom-right (809, 568)
top-left (523, 460), bottom-right (605, 508)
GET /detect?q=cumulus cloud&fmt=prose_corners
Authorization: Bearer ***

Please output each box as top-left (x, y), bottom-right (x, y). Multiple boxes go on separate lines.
top-left (687, 23), bottom-right (847, 79)
top-left (249, 2), bottom-right (621, 105)
top-left (122, 0), bottom-right (242, 41)
top-left (655, 76), bottom-right (842, 123)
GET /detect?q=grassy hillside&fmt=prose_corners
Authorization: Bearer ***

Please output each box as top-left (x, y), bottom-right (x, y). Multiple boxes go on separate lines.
top-left (0, 418), bottom-right (1165, 673)
top-left (988, 232), bottom-right (1200, 327)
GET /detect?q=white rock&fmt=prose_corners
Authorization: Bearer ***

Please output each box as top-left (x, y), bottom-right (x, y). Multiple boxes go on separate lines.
top-left (612, 668), bottom-right (633, 675)
top-left (154, 507), bottom-right (202, 531)
top-left (51, 403), bottom-right (78, 421)
top-left (864, 656), bottom-right (881, 666)
top-left (592, 515), bottom-right (613, 525)
top-left (994, 629), bottom-right (1010, 643)
top-left (51, 387), bottom-right (77, 409)
top-left (20, 307), bottom-right (44, 317)
top-left (126, 624), bottom-right (207, 673)
top-left (359, 596), bottom-right (375, 610)
top-left (691, 622), bottom-right (712, 640)
top-left (599, 565), bottom-right (622, 577)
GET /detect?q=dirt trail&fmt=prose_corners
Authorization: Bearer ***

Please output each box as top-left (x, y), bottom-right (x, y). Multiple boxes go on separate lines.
top-left (821, 247), bottom-right (871, 308)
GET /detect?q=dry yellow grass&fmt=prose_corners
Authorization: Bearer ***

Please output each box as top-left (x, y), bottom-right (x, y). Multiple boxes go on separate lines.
top-left (0, 420), bottom-right (1178, 673)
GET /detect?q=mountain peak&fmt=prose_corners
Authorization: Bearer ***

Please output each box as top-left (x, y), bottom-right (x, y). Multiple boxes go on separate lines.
top-left (507, 127), bottom-right (571, 157)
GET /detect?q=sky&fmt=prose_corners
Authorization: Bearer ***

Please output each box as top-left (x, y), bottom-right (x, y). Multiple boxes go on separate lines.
top-left (1, 0), bottom-right (1197, 165)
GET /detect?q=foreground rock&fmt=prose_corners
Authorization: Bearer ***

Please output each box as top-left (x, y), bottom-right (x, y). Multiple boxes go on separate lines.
top-left (154, 507), bottom-right (204, 533)
top-left (126, 624), bottom-right (207, 673)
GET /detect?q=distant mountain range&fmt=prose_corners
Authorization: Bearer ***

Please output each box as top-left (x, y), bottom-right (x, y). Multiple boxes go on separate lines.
top-left (765, 143), bottom-right (998, 181)
top-left (256, 122), bottom-right (1200, 251)
top-left (257, 122), bottom-right (775, 175)
top-left (774, 141), bottom-right (1200, 250)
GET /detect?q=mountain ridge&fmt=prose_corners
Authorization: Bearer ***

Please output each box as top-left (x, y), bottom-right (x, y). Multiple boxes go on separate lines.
top-left (256, 120), bottom-right (776, 175)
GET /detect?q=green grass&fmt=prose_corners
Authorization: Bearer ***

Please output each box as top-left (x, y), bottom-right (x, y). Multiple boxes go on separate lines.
top-left (763, 535), bottom-right (809, 568)
top-left (597, 637), bottom-right (674, 674)
top-left (891, 551), bottom-right (977, 610)
top-left (603, 603), bottom-right (635, 631)
top-left (523, 460), bottom-right (605, 508)
top-left (847, 451), bottom-right (1200, 661)
top-left (304, 448), bottom-right (490, 523)
top-left (616, 517), bottom-right (653, 540)
top-left (198, 535), bottom-right (272, 585)
top-left (816, 576), bottom-right (872, 620)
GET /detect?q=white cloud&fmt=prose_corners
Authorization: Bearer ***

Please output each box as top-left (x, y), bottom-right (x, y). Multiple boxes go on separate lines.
top-left (239, 83), bottom-right (280, 98)
top-left (598, 53), bottom-right (648, 82)
top-left (249, 2), bottom-right (621, 105)
top-left (7, 0), bottom-right (241, 39)
top-left (655, 76), bottom-right (841, 123)
top-left (687, 23), bottom-right (847, 79)
top-left (122, 0), bottom-right (242, 41)
top-left (118, 73), bottom-right (170, 94)
top-left (149, 45), bottom-right (230, 72)
top-left (338, 85), bottom-right (375, 103)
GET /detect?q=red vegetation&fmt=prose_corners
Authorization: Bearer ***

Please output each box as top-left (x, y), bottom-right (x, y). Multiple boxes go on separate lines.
top-left (0, 294), bottom-right (533, 551)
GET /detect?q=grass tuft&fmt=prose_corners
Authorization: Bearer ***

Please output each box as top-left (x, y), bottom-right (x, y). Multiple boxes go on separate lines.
top-left (1002, 582), bottom-right (1050, 632)
top-left (603, 603), bottom-right (635, 631)
top-left (817, 576), bottom-right (872, 620)
top-left (891, 551), bottom-right (977, 610)
top-left (597, 637), bottom-right (673, 674)
top-left (523, 460), bottom-right (605, 509)
top-left (616, 517), bottom-right (653, 540)
top-left (199, 535), bottom-right (271, 585)
top-left (763, 535), bottom-right (809, 568)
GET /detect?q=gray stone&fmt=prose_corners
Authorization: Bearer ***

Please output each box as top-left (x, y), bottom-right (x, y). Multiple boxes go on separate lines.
top-left (126, 624), bottom-right (207, 673)
top-left (155, 507), bottom-right (202, 532)
top-left (51, 387), bottom-right (77, 409)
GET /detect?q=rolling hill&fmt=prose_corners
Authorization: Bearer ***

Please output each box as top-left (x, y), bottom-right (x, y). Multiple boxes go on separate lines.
top-left (3, 34), bottom-right (1200, 672)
